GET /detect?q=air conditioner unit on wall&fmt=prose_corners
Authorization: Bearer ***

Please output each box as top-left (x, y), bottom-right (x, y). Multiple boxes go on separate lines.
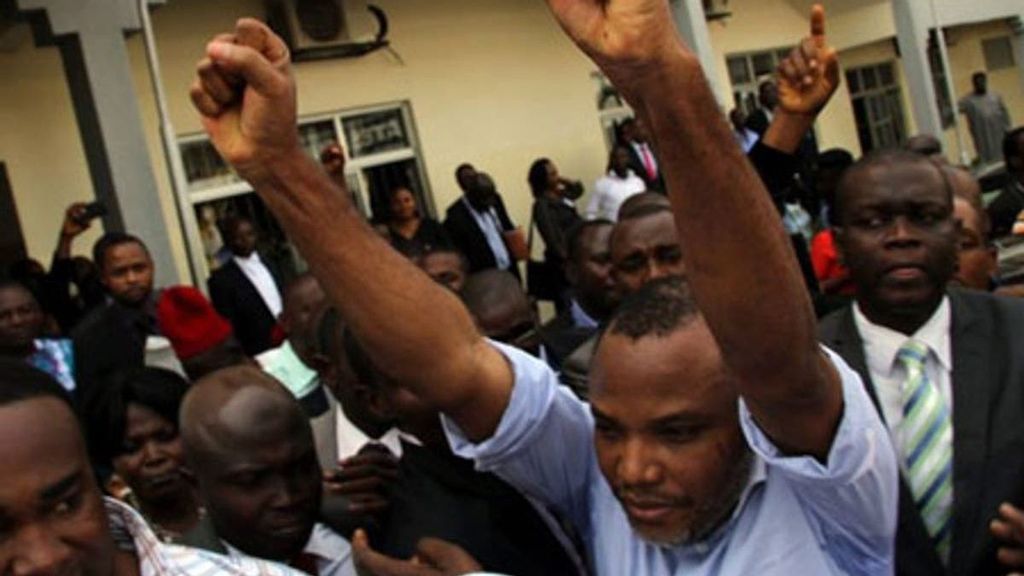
top-left (265, 0), bottom-right (389, 62)
top-left (703, 0), bottom-right (732, 22)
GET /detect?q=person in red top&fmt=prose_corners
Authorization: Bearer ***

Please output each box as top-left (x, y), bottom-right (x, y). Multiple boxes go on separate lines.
top-left (810, 148), bottom-right (856, 296)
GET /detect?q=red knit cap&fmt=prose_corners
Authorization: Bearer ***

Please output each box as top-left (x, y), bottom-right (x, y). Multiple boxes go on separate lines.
top-left (157, 286), bottom-right (233, 360)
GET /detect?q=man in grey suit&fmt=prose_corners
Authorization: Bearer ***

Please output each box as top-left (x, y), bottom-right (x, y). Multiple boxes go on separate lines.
top-left (819, 150), bottom-right (1024, 576)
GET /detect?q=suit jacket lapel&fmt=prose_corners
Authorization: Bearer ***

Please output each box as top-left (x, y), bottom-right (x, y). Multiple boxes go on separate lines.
top-left (947, 291), bottom-right (994, 574)
top-left (829, 306), bottom-right (946, 575)
top-left (831, 308), bottom-right (886, 421)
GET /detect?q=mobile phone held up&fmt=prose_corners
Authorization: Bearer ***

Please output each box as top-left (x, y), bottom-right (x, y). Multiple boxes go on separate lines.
top-left (75, 201), bottom-right (108, 225)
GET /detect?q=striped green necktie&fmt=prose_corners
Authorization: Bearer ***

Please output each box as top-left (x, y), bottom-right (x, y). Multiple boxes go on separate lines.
top-left (898, 340), bottom-right (953, 563)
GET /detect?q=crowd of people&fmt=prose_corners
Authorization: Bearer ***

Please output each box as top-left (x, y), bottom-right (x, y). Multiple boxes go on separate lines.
top-left (1, 1), bottom-right (1024, 575)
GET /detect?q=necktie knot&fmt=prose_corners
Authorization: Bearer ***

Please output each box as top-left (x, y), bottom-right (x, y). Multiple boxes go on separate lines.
top-left (897, 340), bottom-right (929, 371)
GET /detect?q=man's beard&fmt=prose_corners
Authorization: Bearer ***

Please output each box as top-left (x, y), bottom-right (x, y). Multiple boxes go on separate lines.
top-left (628, 448), bottom-right (755, 548)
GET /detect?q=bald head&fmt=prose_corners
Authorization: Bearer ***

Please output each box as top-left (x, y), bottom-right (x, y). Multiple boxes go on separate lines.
top-left (181, 366), bottom-right (308, 462)
top-left (905, 134), bottom-right (944, 159)
top-left (179, 365), bottom-right (321, 561)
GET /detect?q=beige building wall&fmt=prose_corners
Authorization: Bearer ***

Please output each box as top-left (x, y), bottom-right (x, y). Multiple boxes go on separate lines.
top-left (3, 0), bottom-right (613, 282)
top-left (1, 0), bottom-right (1021, 282)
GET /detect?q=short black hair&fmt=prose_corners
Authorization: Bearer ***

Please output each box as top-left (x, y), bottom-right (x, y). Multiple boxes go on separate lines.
top-left (81, 366), bottom-right (189, 467)
top-left (618, 200), bottom-right (671, 223)
top-left (606, 276), bottom-right (699, 341)
top-left (817, 148), bottom-right (854, 171)
top-left (832, 149), bottom-right (952, 226)
top-left (0, 358), bottom-right (75, 411)
top-left (566, 219), bottom-right (613, 263)
top-left (528, 158), bottom-right (552, 199)
top-left (341, 327), bottom-right (381, 391)
top-left (1003, 127), bottom-right (1024, 165)
top-left (92, 232), bottom-right (148, 272)
top-left (0, 278), bottom-right (36, 299)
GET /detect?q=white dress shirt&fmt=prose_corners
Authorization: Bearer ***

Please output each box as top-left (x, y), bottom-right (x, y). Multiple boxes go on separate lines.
top-left (853, 297), bottom-right (953, 454)
top-left (587, 170), bottom-right (647, 221)
top-left (463, 198), bottom-right (511, 270)
top-left (234, 253), bottom-right (283, 318)
top-left (334, 404), bottom-right (407, 461)
top-left (225, 523), bottom-right (355, 576)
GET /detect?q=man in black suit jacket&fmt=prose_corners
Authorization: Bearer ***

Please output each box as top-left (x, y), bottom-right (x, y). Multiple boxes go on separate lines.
top-left (72, 232), bottom-right (159, 402)
top-left (987, 127), bottom-right (1024, 239)
top-left (618, 117), bottom-right (665, 193)
top-left (207, 215), bottom-right (283, 356)
top-left (819, 149), bottom-right (1024, 576)
top-left (443, 165), bottom-right (520, 279)
top-left (539, 219), bottom-right (616, 369)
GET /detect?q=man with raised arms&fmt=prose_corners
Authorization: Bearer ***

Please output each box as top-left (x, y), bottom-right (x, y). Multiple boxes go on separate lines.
top-left (189, 2), bottom-right (897, 573)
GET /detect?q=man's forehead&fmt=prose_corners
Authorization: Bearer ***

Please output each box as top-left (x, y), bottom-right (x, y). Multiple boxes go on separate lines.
top-left (0, 285), bottom-right (35, 306)
top-left (612, 212), bottom-right (677, 253)
top-left (0, 399), bottom-right (88, 494)
top-left (591, 326), bottom-right (729, 402)
top-left (848, 162), bottom-right (948, 205)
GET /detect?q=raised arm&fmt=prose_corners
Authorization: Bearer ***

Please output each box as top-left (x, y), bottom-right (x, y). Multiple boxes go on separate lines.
top-left (190, 20), bottom-right (512, 441)
top-left (547, 1), bottom-right (842, 458)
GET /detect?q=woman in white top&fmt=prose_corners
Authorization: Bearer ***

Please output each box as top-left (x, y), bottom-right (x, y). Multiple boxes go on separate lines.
top-left (586, 144), bottom-right (647, 221)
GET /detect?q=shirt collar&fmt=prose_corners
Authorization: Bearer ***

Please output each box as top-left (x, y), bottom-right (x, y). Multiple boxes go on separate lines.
top-left (569, 299), bottom-right (599, 330)
top-left (223, 525), bottom-right (342, 564)
top-left (234, 252), bottom-right (262, 266)
top-left (335, 405), bottom-right (409, 460)
top-left (853, 296), bottom-right (952, 374)
top-left (105, 497), bottom-right (160, 554)
top-left (462, 196), bottom-right (492, 217)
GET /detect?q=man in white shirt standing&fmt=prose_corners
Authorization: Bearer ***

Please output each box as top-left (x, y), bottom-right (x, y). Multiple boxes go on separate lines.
top-left (587, 144), bottom-right (647, 221)
top-left (208, 215), bottom-right (284, 356)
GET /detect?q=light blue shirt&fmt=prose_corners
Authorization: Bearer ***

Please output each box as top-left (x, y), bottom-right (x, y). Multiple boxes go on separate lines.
top-left (569, 299), bottom-right (599, 330)
top-left (463, 198), bottom-right (511, 270)
top-left (444, 343), bottom-right (898, 576)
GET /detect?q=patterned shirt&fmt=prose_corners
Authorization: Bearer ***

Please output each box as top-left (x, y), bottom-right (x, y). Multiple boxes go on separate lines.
top-left (27, 339), bottom-right (75, 391)
top-left (106, 498), bottom-right (301, 576)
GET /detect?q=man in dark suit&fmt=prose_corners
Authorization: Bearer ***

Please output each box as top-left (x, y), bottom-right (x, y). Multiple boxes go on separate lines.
top-left (618, 117), bottom-right (664, 193)
top-left (987, 127), bottom-right (1024, 239)
top-left (744, 80), bottom-right (778, 137)
top-left (208, 215), bottom-right (283, 356)
top-left (819, 149), bottom-right (1024, 576)
top-left (72, 232), bottom-right (160, 401)
top-left (540, 219), bottom-right (616, 368)
top-left (442, 165), bottom-right (520, 279)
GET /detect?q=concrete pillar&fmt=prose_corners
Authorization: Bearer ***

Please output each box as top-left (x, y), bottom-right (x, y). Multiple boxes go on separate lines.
top-left (891, 0), bottom-right (944, 138)
top-left (16, 0), bottom-right (181, 287)
top-left (670, 0), bottom-right (725, 106)
top-left (1011, 15), bottom-right (1024, 97)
